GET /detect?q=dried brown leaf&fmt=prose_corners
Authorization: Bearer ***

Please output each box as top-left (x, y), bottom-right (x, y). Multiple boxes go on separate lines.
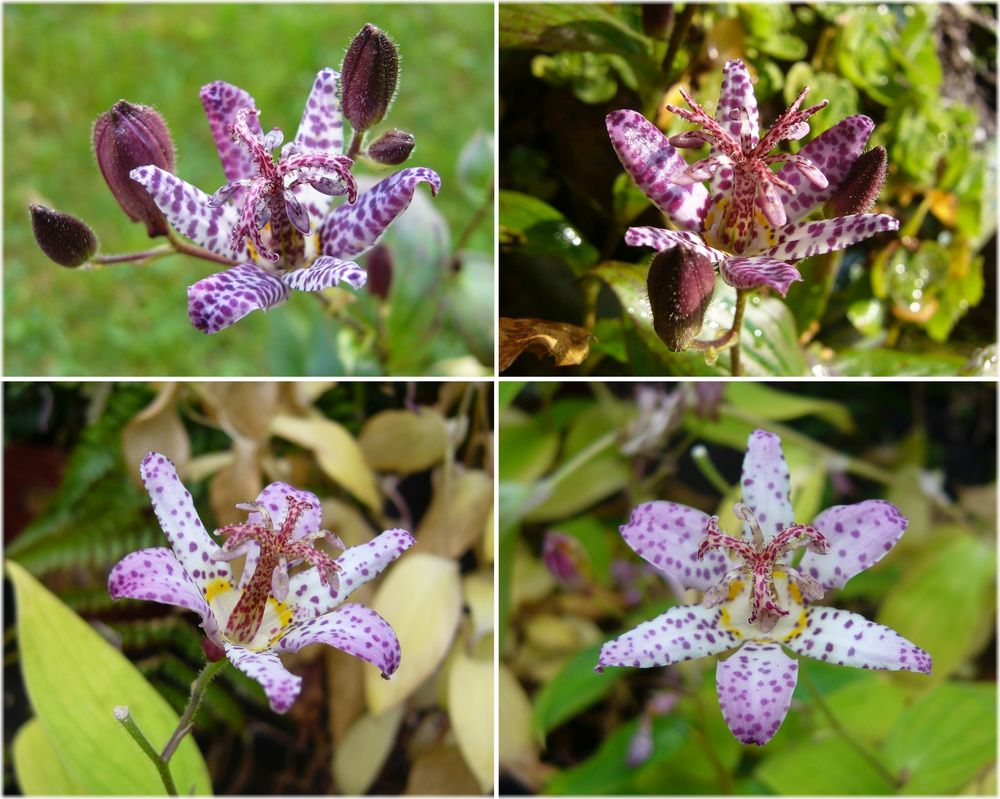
top-left (122, 384), bottom-right (190, 485)
top-left (499, 317), bottom-right (591, 371)
top-left (404, 744), bottom-right (483, 796)
top-left (416, 466), bottom-right (493, 558)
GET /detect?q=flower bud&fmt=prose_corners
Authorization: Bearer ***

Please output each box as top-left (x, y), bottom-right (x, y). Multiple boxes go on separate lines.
top-left (367, 129), bottom-right (415, 166)
top-left (542, 531), bottom-right (588, 590)
top-left (93, 100), bottom-right (175, 236)
top-left (29, 204), bottom-right (98, 267)
top-left (824, 146), bottom-right (888, 217)
top-left (341, 24), bottom-right (399, 131)
top-left (366, 244), bottom-right (393, 299)
top-left (641, 4), bottom-right (674, 38)
top-left (646, 247), bottom-right (716, 352)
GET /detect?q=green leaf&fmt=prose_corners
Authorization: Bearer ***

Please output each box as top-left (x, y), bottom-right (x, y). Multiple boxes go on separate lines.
top-left (708, 288), bottom-right (808, 377)
top-left (500, 190), bottom-right (600, 275)
top-left (812, 675), bottom-right (910, 743)
top-left (783, 63), bottom-right (858, 148)
top-left (756, 736), bottom-right (894, 794)
top-left (835, 7), bottom-right (899, 106)
top-left (6, 560), bottom-right (212, 795)
top-left (500, 3), bottom-right (651, 56)
top-left (885, 682), bottom-right (997, 794)
top-left (832, 348), bottom-right (968, 376)
top-left (13, 718), bottom-right (86, 795)
top-left (499, 409), bottom-right (561, 483)
top-left (531, 642), bottom-right (626, 743)
top-left (724, 383), bottom-right (854, 432)
top-left (455, 130), bottom-right (494, 204)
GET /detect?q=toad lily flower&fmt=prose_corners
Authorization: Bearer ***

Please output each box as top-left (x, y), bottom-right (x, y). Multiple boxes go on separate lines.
top-left (109, 452), bottom-right (414, 712)
top-left (607, 59), bottom-right (898, 296)
top-left (130, 69), bottom-right (440, 333)
top-left (596, 430), bottom-right (930, 746)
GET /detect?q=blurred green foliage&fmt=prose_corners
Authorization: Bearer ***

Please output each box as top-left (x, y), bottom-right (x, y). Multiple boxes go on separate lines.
top-left (5, 4), bottom-right (493, 376)
top-left (499, 3), bottom-right (996, 375)
top-left (499, 381), bottom-right (996, 794)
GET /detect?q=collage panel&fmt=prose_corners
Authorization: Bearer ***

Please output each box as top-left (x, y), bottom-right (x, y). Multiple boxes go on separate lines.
top-left (4, 381), bottom-right (494, 794)
top-left (499, 3), bottom-right (996, 376)
top-left (7, 4), bottom-right (493, 377)
top-left (498, 380), bottom-right (996, 794)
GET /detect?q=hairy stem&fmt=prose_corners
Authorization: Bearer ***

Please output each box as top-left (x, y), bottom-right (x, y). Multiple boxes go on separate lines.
top-left (160, 657), bottom-right (227, 762)
top-left (114, 706), bottom-right (179, 796)
top-left (91, 245), bottom-right (175, 266)
top-left (167, 230), bottom-right (241, 266)
top-left (346, 129), bottom-right (365, 160)
top-left (729, 289), bottom-right (748, 376)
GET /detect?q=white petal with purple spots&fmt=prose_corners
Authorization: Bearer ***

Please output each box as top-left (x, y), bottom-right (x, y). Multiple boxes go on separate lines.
top-left (595, 604), bottom-right (737, 671)
top-left (224, 644), bottom-right (302, 714)
top-left (720, 256), bottom-right (802, 296)
top-left (716, 642), bottom-right (797, 746)
top-left (108, 548), bottom-right (210, 618)
top-left (275, 604), bottom-right (401, 677)
top-left (319, 167), bottom-right (441, 259)
top-left (200, 80), bottom-right (262, 182)
top-left (740, 430), bottom-right (794, 542)
top-left (282, 256), bottom-right (367, 293)
top-left (624, 226), bottom-right (727, 262)
top-left (710, 59), bottom-right (760, 198)
top-left (800, 500), bottom-right (908, 591)
top-left (758, 214), bottom-right (899, 262)
top-left (619, 501), bottom-right (729, 592)
top-left (187, 263), bottom-right (291, 334)
top-left (293, 68), bottom-right (345, 221)
top-left (783, 606), bottom-right (932, 674)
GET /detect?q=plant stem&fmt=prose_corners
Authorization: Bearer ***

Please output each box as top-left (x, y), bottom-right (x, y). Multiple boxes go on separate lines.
top-left (167, 230), bottom-right (240, 266)
top-left (160, 657), bottom-right (227, 762)
top-left (661, 4), bottom-right (696, 83)
top-left (799, 668), bottom-right (902, 789)
top-left (114, 706), bottom-right (179, 796)
top-left (91, 245), bottom-right (175, 266)
top-left (453, 176), bottom-right (494, 255)
top-left (346, 129), bottom-right (365, 160)
top-left (729, 289), bottom-right (747, 376)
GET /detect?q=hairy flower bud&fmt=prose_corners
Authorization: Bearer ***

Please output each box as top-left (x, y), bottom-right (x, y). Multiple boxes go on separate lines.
top-left (646, 247), bottom-right (716, 352)
top-left (93, 100), bottom-right (175, 236)
top-left (29, 204), bottom-right (98, 267)
top-left (367, 129), bottom-right (415, 165)
top-left (824, 146), bottom-right (888, 217)
top-left (641, 4), bottom-right (674, 38)
top-left (341, 24), bottom-right (399, 131)
top-left (366, 244), bottom-right (393, 299)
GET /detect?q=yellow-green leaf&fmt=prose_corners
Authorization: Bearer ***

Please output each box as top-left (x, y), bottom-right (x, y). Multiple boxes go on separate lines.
top-left (499, 665), bottom-right (538, 774)
top-left (359, 409), bottom-right (450, 474)
top-left (364, 553), bottom-right (462, 714)
top-left (13, 718), bottom-right (85, 795)
top-left (6, 560), bottom-right (212, 795)
top-left (448, 653), bottom-right (494, 792)
top-left (417, 466), bottom-right (493, 558)
top-left (332, 705), bottom-right (404, 795)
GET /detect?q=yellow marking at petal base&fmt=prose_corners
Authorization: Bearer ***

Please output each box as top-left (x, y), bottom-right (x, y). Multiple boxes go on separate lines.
top-left (774, 572), bottom-right (808, 642)
top-left (727, 578), bottom-right (744, 601)
top-left (262, 597), bottom-right (294, 649)
top-left (205, 578), bottom-right (235, 604)
top-left (719, 606), bottom-right (745, 640)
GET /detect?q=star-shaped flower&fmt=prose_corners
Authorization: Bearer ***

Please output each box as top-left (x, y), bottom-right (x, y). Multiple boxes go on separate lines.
top-left (596, 430), bottom-right (930, 745)
top-left (130, 69), bottom-right (440, 333)
top-left (607, 59), bottom-right (898, 296)
top-left (109, 452), bottom-right (414, 713)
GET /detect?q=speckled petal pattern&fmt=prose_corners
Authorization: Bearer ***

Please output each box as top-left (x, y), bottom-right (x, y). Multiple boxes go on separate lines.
top-left (710, 60), bottom-right (760, 199)
top-left (595, 605), bottom-right (736, 671)
top-left (108, 548), bottom-right (211, 618)
top-left (783, 606), bottom-right (932, 674)
top-left (758, 214), bottom-right (899, 262)
top-left (619, 501), bottom-right (729, 591)
top-left (187, 263), bottom-right (291, 334)
top-left (716, 642), bottom-right (797, 745)
top-left (276, 604), bottom-right (401, 677)
top-left (130, 166), bottom-right (246, 260)
top-left (140, 452), bottom-right (233, 597)
top-left (606, 110), bottom-right (710, 232)
top-left (282, 256), bottom-right (367, 292)
top-left (289, 528), bottom-right (415, 622)
top-left (799, 500), bottom-right (908, 591)
top-left (319, 167), bottom-right (441, 259)
top-left (200, 81), bottom-right (262, 182)
top-left (293, 68), bottom-right (346, 221)
top-left (224, 644), bottom-right (302, 714)
top-left (624, 226), bottom-right (727, 262)
top-left (720, 256), bottom-right (802, 296)
top-left (740, 430), bottom-right (794, 542)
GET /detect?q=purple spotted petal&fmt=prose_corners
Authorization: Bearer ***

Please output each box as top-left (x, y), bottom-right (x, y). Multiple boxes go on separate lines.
top-left (130, 166), bottom-right (245, 259)
top-left (139, 453), bottom-right (233, 597)
top-left (716, 642), bottom-right (797, 746)
top-left (200, 81), bottom-right (262, 182)
top-left (319, 167), bottom-right (441, 259)
top-left (275, 604), bottom-right (401, 677)
top-left (606, 109), bottom-right (710, 232)
top-left (740, 430), bottom-right (793, 543)
top-left (289, 528), bottom-right (415, 623)
top-left (799, 500), bottom-right (908, 591)
top-left (293, 68), bottom-right (346, 221)
top-left (595, 605), bottom-right (737, 671)
top-left (224, 644), bottom-right (302, 713)
top-left (187, 263), bottom-right (291, 334)
top-left (783, 606), bottom-right (932, 674)
top-left (711, 60), bottom-right (760, 199)
top-left (766, 115), bottom-right (875, 229)
top-left (625, 226), bottom-right (727, 263)
top-left (759, 214), bottom-right (899, 262)
top-left (619, 501), bottom-right (729, 591)
top-left (282, 256), bottom-right (367, 293)
top-left (109, 547), bottom-right (210, 618)
top-left (720, 256), bottom-right (802, 296)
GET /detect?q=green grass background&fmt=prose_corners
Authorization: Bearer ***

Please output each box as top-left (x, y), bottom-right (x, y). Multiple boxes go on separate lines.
top-left (4, 3), bottom-right (493, 376)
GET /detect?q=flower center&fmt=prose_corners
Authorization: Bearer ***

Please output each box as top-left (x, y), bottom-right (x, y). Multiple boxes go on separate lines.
top-left (666, 87), bottom-right (830, 254)
top-left (697, 503), bottom-right (829, 633)
top-left (212, 495), bottom-right (342, 646)
top-left (208, 107), bottom-right (357, 269)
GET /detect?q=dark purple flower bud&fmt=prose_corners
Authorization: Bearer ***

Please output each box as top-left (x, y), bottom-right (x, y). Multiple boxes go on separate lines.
top-left (646, 247), bottom-right (716, 352)
top-left (93, 100), bottom-right (175, 236)
top-left (691, 382), bottom-right (725, 420)
top-left (201, 637), bottom-right (226, 662)
top-left (367, 129), bottom-right (415, 166)
top-left (29, 204), bottom-right (98, 267)
top-left (824, 146), bottom-right (888, 217)
top-left (366, 244), bottom-right (394, 299)
top-left (341, 24), bottom-right (399, 131)
top-left (641, 4), bottom-right (674, 38)
top-left (542, 531), bottom-right (588, 589)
